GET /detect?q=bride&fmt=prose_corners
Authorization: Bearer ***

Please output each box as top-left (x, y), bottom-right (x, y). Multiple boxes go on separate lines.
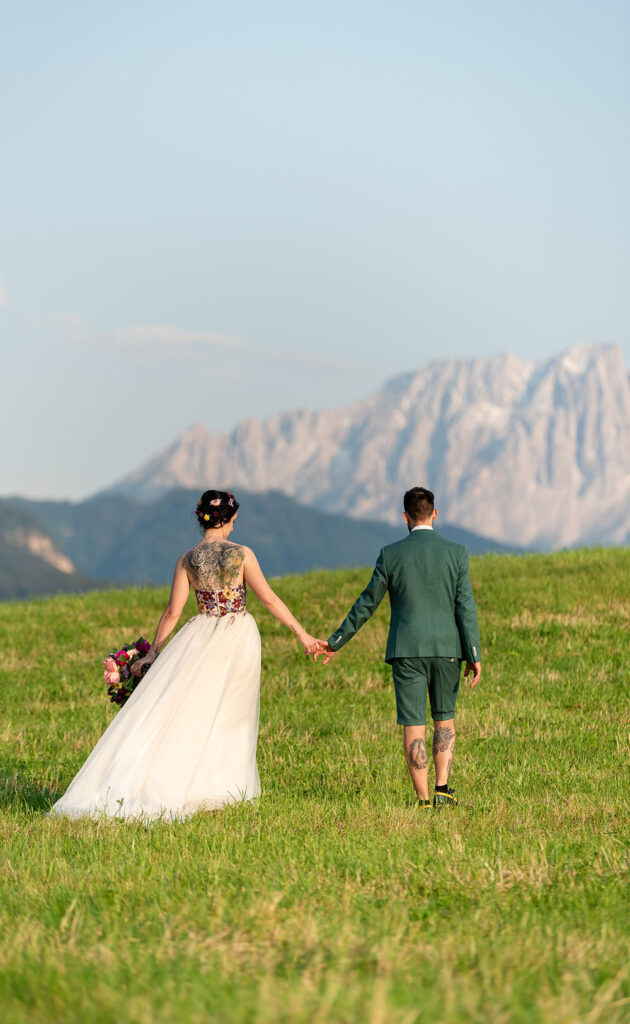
top-left (50, 490), bottom-right (318, 821)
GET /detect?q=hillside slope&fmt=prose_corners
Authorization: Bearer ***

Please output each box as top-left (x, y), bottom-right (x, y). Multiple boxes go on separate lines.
top-left (0, 549), bottom-right (628, 1023)
top-left (7, 489), bottom-right (516, 588)
top-left (0, 501), bottom-right (100, 600)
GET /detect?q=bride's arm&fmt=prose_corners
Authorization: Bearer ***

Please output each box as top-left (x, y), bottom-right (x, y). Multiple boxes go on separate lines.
top-left (243, 547), bottom-right (318, 653)
top-left (131, 557), bottom-right (191, 675)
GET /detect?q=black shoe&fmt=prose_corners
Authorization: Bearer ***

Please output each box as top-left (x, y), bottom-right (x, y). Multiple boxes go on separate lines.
top-left (433, 788), bottom-right (458, 807)
top-left (418, 799), bottom-right (431, 809)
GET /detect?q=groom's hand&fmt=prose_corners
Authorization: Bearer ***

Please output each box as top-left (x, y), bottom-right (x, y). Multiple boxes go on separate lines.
top-left (312, 640), bottom-right (336, 665)
top-left (464, 661), bottom-right (481, 687)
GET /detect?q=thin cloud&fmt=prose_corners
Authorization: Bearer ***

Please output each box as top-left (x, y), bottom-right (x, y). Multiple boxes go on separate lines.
top-left (25, 311), bottom-right (83, 330)
top-left (256, 344), bottom-right (386, 377)
top-left (112, 326), bottom-right (241, 347)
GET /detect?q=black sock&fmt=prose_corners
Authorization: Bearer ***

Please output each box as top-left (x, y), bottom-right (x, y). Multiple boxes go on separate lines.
top-left (435, 783), bottom-right (449, 793)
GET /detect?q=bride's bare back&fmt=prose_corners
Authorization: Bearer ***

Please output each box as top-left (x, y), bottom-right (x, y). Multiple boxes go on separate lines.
top-left (182, 541), bottom-right (247, 617)
top-left (182, 540), bottom-right (245, 591)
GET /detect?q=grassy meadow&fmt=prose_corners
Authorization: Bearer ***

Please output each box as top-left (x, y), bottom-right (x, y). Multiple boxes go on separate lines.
top-left (0, 548), bottom-right (629, 1023)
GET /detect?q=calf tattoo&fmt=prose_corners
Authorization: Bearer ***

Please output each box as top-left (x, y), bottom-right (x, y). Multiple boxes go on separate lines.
top-left (432, 725), bottom-right (455, 756)
top-left (407, 737), bottom-right (428, 771)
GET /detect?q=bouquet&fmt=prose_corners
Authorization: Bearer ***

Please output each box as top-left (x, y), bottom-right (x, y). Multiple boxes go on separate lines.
top-left (103, 637), bottom-right (152, 706)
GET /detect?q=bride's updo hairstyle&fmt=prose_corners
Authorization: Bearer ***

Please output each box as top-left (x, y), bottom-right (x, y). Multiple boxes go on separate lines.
top-left (195, 490), bottom-right (240, 531)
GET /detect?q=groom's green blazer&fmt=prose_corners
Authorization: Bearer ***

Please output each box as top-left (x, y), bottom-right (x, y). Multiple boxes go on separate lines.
top-left (327, 529), bottom-right (481, 663)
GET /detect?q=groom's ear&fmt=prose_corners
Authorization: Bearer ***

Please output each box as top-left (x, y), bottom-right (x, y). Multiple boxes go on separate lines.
top-left (432, 508), bottom-right (438, 522)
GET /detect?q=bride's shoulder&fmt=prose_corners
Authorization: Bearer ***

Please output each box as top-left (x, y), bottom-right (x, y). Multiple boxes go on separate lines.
top-left (226, 541), bottom-right (250, 565)
top-left (237, 545), bottom-right (262, 569)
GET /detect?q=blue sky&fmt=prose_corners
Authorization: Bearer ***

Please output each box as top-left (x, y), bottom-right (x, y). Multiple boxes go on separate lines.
top-left (2, 0), bottom-right (628, 498)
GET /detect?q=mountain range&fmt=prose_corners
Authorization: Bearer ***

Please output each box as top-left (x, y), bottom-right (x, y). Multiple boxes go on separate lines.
top-left (4, 343), bottom-right (628, 600)
top-left (108, 344), bottom-right (630, 550)
top-left (0, 490), bottom-right (514, 600)
top-left (0, 501), bottom-right (100, 600)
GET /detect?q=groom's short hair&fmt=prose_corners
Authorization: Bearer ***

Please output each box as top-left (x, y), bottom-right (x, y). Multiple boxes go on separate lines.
top-left (404, 487), bottom-right (435, 523)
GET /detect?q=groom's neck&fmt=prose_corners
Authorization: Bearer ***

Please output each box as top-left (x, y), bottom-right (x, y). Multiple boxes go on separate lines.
top-left (407, 519), bottom-right (432, 533)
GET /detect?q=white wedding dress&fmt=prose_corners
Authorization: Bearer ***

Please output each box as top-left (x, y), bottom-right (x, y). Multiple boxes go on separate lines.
top-left (50, 542), bottom-right (261, 821)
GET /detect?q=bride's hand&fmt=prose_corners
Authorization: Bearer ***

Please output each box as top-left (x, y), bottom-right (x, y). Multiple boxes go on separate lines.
top-left (300, 633), bottom-right (321, 656)
top-left (131, 654), bottom-right (155, 678)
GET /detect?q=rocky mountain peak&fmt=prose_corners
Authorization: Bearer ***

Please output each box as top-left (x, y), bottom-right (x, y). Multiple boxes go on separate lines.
top-left (107, 344), bottom-right (630, 550)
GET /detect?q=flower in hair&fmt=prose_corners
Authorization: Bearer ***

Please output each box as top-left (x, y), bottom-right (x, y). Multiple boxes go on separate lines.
top-left (210, 498), bottom-right (221, 506)
top-left (204, 514), bottom-right (210, 521)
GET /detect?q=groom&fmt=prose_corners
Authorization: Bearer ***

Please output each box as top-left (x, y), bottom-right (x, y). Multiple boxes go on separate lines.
top-left (313, 487), bottom-right (481, 808)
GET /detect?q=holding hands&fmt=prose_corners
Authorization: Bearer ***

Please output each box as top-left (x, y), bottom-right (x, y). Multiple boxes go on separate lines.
top-left (295, 631), bottom-right (336, 664)
top-left (306, 638), bottom-right (336, 664)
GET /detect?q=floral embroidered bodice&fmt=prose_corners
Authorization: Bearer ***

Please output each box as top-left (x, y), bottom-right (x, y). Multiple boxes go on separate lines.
top-left (182, 541), bottom-right (247, 617)
top-left (194, 582), bottom-right (247, 617)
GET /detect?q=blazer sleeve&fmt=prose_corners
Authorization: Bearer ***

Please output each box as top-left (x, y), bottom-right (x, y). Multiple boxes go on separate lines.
top-left (454, 547), bottom-right (482, 662)
top-left (327, 549), bottom-right (389, 652)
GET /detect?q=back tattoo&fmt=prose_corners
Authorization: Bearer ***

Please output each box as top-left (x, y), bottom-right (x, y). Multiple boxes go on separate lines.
top-left (183, 542), bottom-right (245, 591)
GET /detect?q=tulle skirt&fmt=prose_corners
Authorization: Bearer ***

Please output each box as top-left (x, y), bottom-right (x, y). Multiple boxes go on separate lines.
top-left (49, 611), bottom-right (261, 821)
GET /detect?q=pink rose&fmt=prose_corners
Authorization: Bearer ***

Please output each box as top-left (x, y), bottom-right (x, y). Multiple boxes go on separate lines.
top-left (209, 498), bottom-right (221, 506)
top-left (103, 657), bottom-right (118, 673)
top-left (104, 669), bottom-right (120, 685)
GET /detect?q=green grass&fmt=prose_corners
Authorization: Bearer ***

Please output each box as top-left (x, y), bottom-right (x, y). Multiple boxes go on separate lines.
top-left (0, 549), bottom-right (629, 1023)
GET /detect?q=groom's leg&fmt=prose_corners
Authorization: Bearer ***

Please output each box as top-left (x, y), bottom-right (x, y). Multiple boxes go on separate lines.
top-left (432, 718), bottom-right (456, 785)
top-left (403, 725), bottom-right (429, 800)
top-left (427, 658), bottom-right (461, 787)
top-left (391, 658), bottom-right (430, 801)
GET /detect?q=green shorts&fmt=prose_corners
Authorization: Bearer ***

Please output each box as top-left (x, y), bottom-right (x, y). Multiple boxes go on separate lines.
top-left (391, 657), bottom-right (461, 726)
